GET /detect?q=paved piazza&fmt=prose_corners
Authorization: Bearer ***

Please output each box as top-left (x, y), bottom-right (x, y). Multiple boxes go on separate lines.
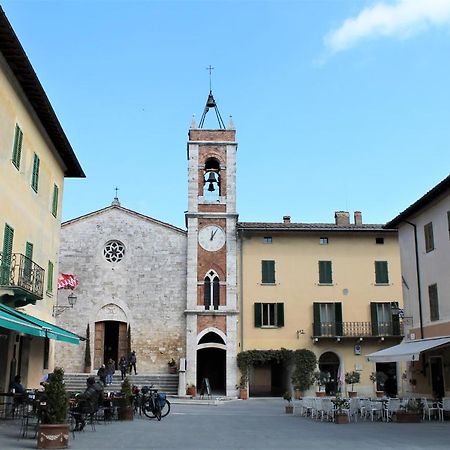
top-left (1, 398), bottom-right (450, 450)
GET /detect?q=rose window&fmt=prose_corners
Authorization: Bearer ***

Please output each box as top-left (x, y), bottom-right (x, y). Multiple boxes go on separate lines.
top-left (103, 240), bottom-right (125, 262)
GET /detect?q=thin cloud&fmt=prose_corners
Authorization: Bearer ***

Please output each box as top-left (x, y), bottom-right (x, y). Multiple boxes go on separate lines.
top-left (325, 0), bottom-right (450, 53)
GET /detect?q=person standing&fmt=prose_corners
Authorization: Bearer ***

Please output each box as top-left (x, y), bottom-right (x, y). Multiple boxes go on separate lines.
top-left (119, 356), bottom-right (128, 380)
top-left (106, 358), bottom-right (115, 385)
top-left (97, 364), bottom-right (107, 385)
top-left (129, 350), bottom-right (137, 375)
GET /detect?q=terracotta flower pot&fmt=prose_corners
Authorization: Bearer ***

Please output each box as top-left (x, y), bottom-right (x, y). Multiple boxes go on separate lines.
top-left (316, 391), bottom-right (326, 397)
top-left (348, 391), bottom-right (357, 398)
top-left (285, 404), bottom-right (294, 414)
top-left (187, 386), bottom-right (196, 397)
top-left (168, 366), bottom-right (177, 374)
top-left (376, 391), bottom-right (385, 398)
top-left (239, 388), bottom-right (248, 400)
top-left (118, 406), bottom-right (134, 421)
top-left (37, 423), bottom-right (69, 449)
top-left (335, 413), bottom-right (349, 424)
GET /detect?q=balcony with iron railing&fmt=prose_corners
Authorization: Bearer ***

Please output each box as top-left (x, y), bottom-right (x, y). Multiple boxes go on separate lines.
top-left (312, 321), bottom-right (403, 339)
top-left (0, 252), bottom-right (44, 306)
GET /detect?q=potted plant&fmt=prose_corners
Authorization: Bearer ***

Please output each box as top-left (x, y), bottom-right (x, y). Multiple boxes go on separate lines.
top-left (168, 358), bottom-right (177, 374)
top-left (117, 377), bottom-right (134, 420)
top-left (334, 393), bottom-right (349, 424)
top-left (314, 371), bottom-right (331, 397)
top-left (237, 377), bottom-right (248, 400)
top-left (37, 367), bottom-right (70, 449)
top-left (291, 349), bottom-right (317, 399)
top-left (84, 323), bottom-right (91, 373)
top-left (186, 383), bottom-right (197, 397)
top-left (283, 391), bottom-right (294, 414)
top-left (345, 371), bottom-right (360, 398)
top-left (369, 371), bottom-right (387, 397)
top-left (396, 399), bottom-right (422, 423)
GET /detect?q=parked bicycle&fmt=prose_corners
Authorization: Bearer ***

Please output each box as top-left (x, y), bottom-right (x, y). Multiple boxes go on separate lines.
top-left (136, 385), bottom-right (170, 420)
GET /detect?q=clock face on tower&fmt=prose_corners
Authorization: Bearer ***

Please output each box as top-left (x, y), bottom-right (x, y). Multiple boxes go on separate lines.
top-left (198, 225), bottom-right (226, 252)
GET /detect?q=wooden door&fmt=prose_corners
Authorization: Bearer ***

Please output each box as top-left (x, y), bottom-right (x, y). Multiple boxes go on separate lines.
top-left (94, 322), bottom-right (105, 369)
top-left (118, 322), bottom-right (127, 361)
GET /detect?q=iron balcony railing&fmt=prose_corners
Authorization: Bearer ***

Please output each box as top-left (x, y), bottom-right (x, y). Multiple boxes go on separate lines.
top-left (0, 252), bottom-right (44, 300)
top-left (313, 321), bottom-right (403, 338)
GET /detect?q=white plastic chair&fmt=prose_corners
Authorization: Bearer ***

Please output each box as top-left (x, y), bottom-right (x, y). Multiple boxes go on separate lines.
top-left (348, 397), bottom-right (361, 422)
top-left (422, 398), bottom-right (439, 421)
top-left (385, 398), bottom-right (401, 422)
top-left (438, 397), bottom-right (450, 421)
top-left (368, 400), bottom-right (384, 422)
top-left (321, 398), bottom-right (335, 422)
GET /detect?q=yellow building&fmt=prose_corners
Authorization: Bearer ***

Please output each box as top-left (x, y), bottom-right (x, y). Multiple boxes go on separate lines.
top-left (238, 211), bottom-right (404, 398)
top-left (0, 8), bottom-right (84, 392)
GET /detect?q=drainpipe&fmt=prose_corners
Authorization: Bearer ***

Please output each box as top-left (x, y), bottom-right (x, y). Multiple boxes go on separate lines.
top-left (404, 221), bottom-right (424, 339)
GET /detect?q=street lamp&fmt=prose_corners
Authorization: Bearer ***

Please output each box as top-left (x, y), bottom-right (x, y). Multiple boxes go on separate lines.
top-left (53, 292), bottom-right (77, 317)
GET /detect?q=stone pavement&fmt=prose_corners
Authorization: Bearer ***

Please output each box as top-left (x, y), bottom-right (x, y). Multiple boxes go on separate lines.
top-left (1, 398), bottom-right (450, 450)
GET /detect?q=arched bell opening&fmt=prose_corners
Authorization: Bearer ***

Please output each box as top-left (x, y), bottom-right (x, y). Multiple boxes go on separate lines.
top-left (203, 157), bottom-right (221, 198)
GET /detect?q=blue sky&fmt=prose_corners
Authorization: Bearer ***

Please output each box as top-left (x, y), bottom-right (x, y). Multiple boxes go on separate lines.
top-left (3, 0), bottom-right (450, 228)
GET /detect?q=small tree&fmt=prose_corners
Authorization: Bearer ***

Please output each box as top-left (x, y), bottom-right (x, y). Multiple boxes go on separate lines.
top-left (84, 323), bottom-right (91, 371)
top-left (291, 349), bottom-right (317, 392)
top-left (369, 371), bottom-right (387, 390)
top-left (40, 368), bottom-right (69, 424)
top-left (120, 377), bottom-right (133, 407)
top-left (345, 371), bottom-right (361, 392)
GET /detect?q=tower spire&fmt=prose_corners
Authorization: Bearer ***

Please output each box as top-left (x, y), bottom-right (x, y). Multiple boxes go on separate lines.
top-left (198, 65), bottom-right (225, 129)
top-left (112, 186), bottom-right (120, 206)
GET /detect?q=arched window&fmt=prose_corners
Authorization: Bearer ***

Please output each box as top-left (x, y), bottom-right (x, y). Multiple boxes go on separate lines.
top-left (203, 158), bottom-right (220, 199)
top-left (204, 270), bottom-right (220, 310)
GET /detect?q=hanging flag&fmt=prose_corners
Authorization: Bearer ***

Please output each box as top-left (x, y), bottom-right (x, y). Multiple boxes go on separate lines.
top-left (57, 273), bottom-right (79, 290)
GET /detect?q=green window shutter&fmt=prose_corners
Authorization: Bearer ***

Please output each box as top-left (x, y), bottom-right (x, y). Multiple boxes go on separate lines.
top-left (47, 261), bottom-right (54, 294)
top-left (335, 302), bottom-right (343, 336)
top-left (319, 261), bottom-right (332, 283)
top-left (313, 302), bottom-right (321, 336)
top-left (276, 303), bottom-right (284, 327)
top-left (254, 303), bottom-right (262, 327)
top-left (261, 260), bottom-right (275, 283)
top-left (1, 224), bottom-right (14, 284)
top-left (375, 261), bottom-right (389, 284)
top-left (31, 154), bottom-right (40, 192)
top-left (24, 242), bottom-right (33, 279)
top-left (391, 301), bottom-right (400, 335)
top-left (12, 124), bottom-right (23, 169)
top-left (424, 222), bottom-right (434, 253)
top-left (25, 242), bottom-right (33, 260)
top-left (52, 184), bottom-right (59, 217)
top-left (371, 303), bottom-right (379, 335)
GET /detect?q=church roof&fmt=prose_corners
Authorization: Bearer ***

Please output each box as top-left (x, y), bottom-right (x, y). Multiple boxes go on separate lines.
top-left (0, 7), bottom-right (84, 178)
top-left (62, 204), bottom-right (186, 235)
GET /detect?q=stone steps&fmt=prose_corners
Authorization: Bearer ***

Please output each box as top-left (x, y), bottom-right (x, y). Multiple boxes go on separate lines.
top-left (63, 373), bottom-right (178, 395)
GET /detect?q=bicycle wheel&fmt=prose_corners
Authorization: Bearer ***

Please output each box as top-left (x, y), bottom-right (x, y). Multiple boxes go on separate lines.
top-left (161, 399), bottom-right (171, 418)
top-left (154, 398), bottom-right (162, 421)
top-left (142, 399), bottom-right (155, 419)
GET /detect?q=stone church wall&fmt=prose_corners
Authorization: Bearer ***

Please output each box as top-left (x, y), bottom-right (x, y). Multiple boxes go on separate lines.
top-left (55, 206), bottom-right (187, 373)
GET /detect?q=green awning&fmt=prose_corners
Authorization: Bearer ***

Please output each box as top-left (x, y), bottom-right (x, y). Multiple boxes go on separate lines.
top-left (0, 303), bottom-right (81, 345)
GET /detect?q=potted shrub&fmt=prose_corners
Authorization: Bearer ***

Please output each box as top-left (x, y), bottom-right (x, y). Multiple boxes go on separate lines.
top-left (334, 393), bottom-right (349, 424)
top-left (37, 367), bottom-right (70, 449)
top-left (186, 383), bottom-right (197, 397)
top-left (314, 371), bottom-right (331, 397)
top-left (396, 399), bottom-right (422, 423)
top-left (117, 377), bottom-right (134, 420)
top-left (168, 358), bottom-right (177, 374)
top-left (283, 391), bottom-right (294, 414)
top-left (345, 371), bottom-right (360, 398)
top-left (369, 371), bottom-right (387, 397)
top-left (237, 377), bottom-right (248, 400)
top-left (84, 323), bottom-right (91, 373)
top-left (291, 349), bottom-right (317, 399)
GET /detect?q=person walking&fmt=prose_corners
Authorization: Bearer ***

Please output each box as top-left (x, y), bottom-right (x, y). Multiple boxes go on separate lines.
top-left (106, 358), bottom-right (115, 385)
top-left (119, 356), bottom-right (128, 380)
top-left (129, 350), bottom-right (137, 375)
top-left (97, 364), bottom-right (107, 385)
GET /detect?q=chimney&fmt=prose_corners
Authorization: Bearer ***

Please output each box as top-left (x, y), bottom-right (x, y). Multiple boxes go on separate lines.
top-left (283, 215), bottom-right (291, 224)
top-left (335, 211), bottom-right (350, 226)
top-left (354, 211), bottom-right (362, 225)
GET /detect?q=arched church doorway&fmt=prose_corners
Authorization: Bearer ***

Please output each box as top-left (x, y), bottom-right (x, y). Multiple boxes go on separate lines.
top-left (318, 351), bottom-right (340, 395)
top-left (94, 321), bottom-right (127, 369)
top-left (197, 348), bottom-right (226, 394)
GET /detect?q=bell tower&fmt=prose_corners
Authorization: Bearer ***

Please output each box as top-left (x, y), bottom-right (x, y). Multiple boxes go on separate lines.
top-left (185, 89), bottom-right (238, 396)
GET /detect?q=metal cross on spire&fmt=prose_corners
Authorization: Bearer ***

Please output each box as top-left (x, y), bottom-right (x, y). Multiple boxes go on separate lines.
top-left (199, 65), bottom-right (225, 129)
top-left (112, 186), bottom-right (121, 206)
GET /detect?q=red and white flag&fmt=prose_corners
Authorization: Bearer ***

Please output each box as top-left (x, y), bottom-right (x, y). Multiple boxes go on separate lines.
top-left (57, 273), bottom-right (79, 290)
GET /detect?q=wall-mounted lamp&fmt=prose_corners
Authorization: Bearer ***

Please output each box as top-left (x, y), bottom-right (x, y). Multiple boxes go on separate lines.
top-left (53, 292), bottom-right (77, 317)
top-left (296, 330), bottom-right (305, 338)
top-left (314, 337), bottom-right (319, 342)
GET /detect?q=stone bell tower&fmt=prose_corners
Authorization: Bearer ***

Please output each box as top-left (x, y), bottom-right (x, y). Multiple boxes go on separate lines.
top-left (185, 89), bottom-right (238, 396)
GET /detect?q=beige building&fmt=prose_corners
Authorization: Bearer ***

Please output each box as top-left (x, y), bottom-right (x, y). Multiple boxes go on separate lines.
top-left (238, 211), bottom-right (404, 398)
top-left (0, 8), bottom-right (84, 392)
top-left (372, 174), bottom-right (450, 398)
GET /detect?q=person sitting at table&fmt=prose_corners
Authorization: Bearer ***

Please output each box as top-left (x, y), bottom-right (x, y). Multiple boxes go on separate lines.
top-left (73, 376), bottom-right (104, 431)
top-left (10, 375), bottom-right (26, 394)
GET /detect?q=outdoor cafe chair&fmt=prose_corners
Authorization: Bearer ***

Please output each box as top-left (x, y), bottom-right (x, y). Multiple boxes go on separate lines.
top-left (438, 397), bottom-right (450, 421)
top-left (320, 398), bottom-right (335, 422)
top-left (385, 398), bottom-right (401, 422)
top-left (348, 397), bottom-right (361, 422)
top-left (368, 400), bottom-right (384, 422)
top-left (422, 398), bottom-right (439, 421)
